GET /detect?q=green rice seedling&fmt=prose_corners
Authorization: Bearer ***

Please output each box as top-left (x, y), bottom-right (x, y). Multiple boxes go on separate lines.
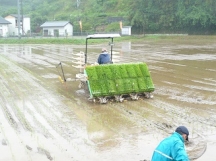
top-left (145, 76), bottom-right (155, 92)
top-left (95, 65), bottom-right (106, 80)
top-left (85, 66), bottom-right (98, 80)
top-left (109, 65), bottom-right (122, 79)
top-left (88, 80), bottom-right (102, 97)
top-left (123, 79), bottom-right (133, 93)
top-left (133, 63), bottom-right (143, 77)
top-left (107, 80), bottom-right (117, 95)
top-left (125, 64), bottom-right (137, 78)
top-left (98, 80), bottom-right (109, 95)
top-left (102, 65), bottom-right (113, 79)
top-left (85, 62), bottom-right (154, 98)
top-left (131, 78), bottom-right (139, 92)
top-left (115, 79), bottom-right (125, 94)
top-left (89, 80), bottom-right (109, 96)
top-left (137, 78), bottom-right (148, 92)
top-left (118, 65), bottom-right (128, 78)
top-left (139, 63), bottom-right (150, 76)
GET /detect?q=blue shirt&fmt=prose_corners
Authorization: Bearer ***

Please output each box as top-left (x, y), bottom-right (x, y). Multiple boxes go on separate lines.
top-left (151, 132), bottom-right (190, 161)
top-left (97, 52), bottom-right (111, 64)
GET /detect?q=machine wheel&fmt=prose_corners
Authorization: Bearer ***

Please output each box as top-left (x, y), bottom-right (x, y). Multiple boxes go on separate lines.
top-left (114, 95), bottom-right (124, 102)
top-left (144, 92), bottom-right (150, 98)
top-left (78, 81), bottom-right (84, 88)
top-left (130, 93), bottom-right (139, 100)
top-left (99, 97), bottom-right (108, 104)
top-left (144, 92), bottom-right (154, 99)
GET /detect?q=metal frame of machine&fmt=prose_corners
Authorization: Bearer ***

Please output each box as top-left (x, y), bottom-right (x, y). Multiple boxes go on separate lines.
top-left (84, 34), bottom-right (121, 64)
top-left (57, 34), bottom-right (154, 104)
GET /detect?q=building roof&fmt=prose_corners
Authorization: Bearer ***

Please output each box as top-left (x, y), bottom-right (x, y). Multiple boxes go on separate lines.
top-left (6, 14), bottom-right (29, 18)
top-left (40, 21), bottom-right (71, 28)
top-left (0, 16), bottom-right (11, 24)
top-left (86, 34), bottom-right (121, 39)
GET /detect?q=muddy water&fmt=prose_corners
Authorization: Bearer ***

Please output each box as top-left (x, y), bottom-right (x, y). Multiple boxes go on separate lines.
top-left (0, 36), bottom-right (216, 161)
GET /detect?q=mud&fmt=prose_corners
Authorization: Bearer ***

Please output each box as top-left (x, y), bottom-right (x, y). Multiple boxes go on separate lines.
top-left (0, 36), bottom-right (216, 161)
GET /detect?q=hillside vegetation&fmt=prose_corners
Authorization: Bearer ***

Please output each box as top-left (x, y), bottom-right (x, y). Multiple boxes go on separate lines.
top-left (1, 0), bottom-right (216, 35)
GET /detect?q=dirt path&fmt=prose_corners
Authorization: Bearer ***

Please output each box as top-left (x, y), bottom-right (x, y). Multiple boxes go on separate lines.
top-left (0, 36), bottom-right (216, 161)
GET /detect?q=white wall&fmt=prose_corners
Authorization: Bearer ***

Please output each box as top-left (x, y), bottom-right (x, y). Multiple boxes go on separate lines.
top-left (54, 24), bottom-right (73, 36)
top-left (5, 15), bottom-right (31, 36)
top-left (23, 17), bottom-right (31, 34)
top-left (121, 26), bottom-right (132, 35)
top-left (5, 16), bottom-right (17, 36)
top-left (64, 23), bottom-right (73, 36)
top-left (43, 23), bottom-right (73, 37)
top-left (0, 24), bottom-right (10, 37)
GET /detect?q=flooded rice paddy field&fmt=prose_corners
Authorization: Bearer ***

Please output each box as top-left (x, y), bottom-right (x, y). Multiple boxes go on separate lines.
top-left (0, 36), bottom-right (216, 161)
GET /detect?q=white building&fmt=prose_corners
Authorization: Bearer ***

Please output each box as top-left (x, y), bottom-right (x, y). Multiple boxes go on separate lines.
top-left (40, 21), bottom-right (73, 37)
top-left (121, 26), bottom-right (132, 36)
top-left (0, 16), bottom-right (11, 37)
top-left (5, 14), bottom-right (31, 36)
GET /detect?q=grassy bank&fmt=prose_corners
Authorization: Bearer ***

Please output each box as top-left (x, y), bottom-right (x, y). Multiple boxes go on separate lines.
top-left (0, 37), bottom-right (86, 45)
top-left (0, 35), bottom-right (215, 44)
top-left (0, 35), bottom-right (173, 44)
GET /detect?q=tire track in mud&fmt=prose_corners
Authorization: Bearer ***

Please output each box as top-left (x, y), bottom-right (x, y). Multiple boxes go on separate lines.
top-left (31, 45), bottom-right (84, 65)
top-left (0, 54), bottom-right (93, 160)
top-left (0, 53), bottom-right (66, 135)
top-left (150, 75), bottom-right (216, 137)
top-left (0, 61), bottom-right (32, 132)
top-left (41, 43), bottom-right (216, 137)
top-left (147, 94), bottom-right (216, 135)
top-left (7, 45), bottom-right (82, 84)
top-left (104, 99), bottom-right (175, 135)
top-left (0, 100), bottom-right (19, 130)
top-left (77, 42), bottom-right (216, 139)
top-left (85, 46), bottom-right (202, 134)
top-left (0, 60), bottom-right (38, 160)
top-left (77, 96), bottom-right (174, 141)
top-left (0, 106), bottom-right (33, 161)
top-left (1, 42), bottom-right (216, 160)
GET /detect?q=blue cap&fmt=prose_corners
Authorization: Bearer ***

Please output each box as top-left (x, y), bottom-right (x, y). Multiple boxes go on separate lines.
top-left (175, 126), bottom-right (189, 141)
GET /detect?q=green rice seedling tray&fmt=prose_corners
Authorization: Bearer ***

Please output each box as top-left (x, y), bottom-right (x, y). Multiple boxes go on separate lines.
top-left (85, 62), bottom-right (154, 98)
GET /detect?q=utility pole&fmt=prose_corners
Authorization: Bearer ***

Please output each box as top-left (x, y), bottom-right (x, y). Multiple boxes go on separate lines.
top-left (77, 0), bottom-right (80, 8)
top-left (76, 0), bottom-right (81, 35)
top-left (17, 0), bottom-right (21, 39)
top-left (21, 0), bottom-right (25, 35)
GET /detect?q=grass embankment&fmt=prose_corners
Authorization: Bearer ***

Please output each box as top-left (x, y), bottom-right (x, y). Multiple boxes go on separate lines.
top-left (0, 35), bottom-right (178, 45)
top-left (0, 37), bottom-right (86, 45)
top-left (1, 35), bottom-right (214, 44)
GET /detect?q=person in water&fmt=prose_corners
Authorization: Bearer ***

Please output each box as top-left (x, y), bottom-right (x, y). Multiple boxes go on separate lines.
top-left (97, 48), bottom-right (112, 64)
top-left (151, 126), bottom-right (190, 161)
